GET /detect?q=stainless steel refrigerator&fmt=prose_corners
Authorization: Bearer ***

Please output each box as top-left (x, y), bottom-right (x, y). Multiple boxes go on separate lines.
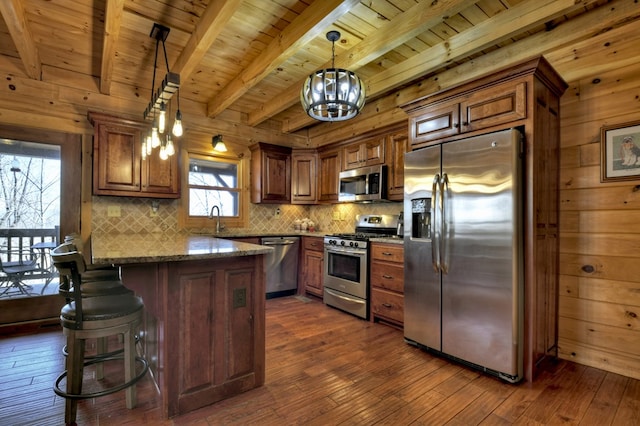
top-left (403, 128), bottom-right (524, 383)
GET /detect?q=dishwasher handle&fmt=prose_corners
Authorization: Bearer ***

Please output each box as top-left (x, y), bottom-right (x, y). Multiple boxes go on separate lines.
top-left (262, 240), bottom-right (296, 246)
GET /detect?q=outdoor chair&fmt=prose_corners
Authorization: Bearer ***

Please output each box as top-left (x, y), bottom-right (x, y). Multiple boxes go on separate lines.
top-left (0, 250), bottom-right (40, 296)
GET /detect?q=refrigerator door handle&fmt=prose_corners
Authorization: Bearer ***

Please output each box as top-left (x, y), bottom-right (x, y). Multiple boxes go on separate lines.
top-left (441, 173), bottom-right (450, 274)
top-left (431, 174), bottom-right (441, 272)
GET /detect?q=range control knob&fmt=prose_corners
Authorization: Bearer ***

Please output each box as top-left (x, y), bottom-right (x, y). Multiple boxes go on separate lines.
top-left (340, 240), bottom-right (346, 246)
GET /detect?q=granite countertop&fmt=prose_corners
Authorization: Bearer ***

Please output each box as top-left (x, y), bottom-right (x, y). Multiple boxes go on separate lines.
top-left (369, 236), bottom-right (404, 245)
top-left (91, 234), bottom-right (272, 265)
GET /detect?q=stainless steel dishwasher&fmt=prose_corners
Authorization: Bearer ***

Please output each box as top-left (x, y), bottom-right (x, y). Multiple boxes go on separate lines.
top-left (261, 236), bottom-right (300, 298)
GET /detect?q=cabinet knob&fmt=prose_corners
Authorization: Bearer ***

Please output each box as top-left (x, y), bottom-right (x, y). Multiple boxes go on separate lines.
top-left (382, 303), bottom-right (392, 308)
top-left (382, 274), bottom-right (393, 279)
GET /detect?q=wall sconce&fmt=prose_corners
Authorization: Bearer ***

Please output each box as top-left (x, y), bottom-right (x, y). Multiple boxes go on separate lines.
top-left (212, 135), bottom-right (227, 152)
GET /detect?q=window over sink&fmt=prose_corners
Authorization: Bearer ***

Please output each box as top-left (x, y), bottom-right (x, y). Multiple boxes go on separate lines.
top-left (179, 152), bottom-right (247, 229)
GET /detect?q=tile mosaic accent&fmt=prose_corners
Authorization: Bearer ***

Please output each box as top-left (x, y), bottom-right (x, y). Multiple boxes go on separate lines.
top-left (92, 197), bottom-right (403, 236)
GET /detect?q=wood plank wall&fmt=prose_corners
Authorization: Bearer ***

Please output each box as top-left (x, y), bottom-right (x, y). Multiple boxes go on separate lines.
top-left (558, 58), bottom-right (640, 380)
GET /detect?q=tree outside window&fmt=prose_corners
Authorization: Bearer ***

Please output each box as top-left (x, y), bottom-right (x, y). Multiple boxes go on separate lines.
top-left (0, 151), bottom-right (60, 229)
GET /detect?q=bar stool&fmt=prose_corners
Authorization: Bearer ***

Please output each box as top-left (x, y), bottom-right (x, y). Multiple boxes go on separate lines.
top-left (57, 241), bottom-right (134, 375)
top-left (51, 243), bottom-right (148, 425)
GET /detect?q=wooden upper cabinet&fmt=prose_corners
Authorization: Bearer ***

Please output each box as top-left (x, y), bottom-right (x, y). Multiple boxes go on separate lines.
top-left (409, 80), bottom-right (527, 149)
top-left (410, 98), bottom-right (460, 146)
top-left (250, 143), bottom-right (291, 204)
top-left (291, 149), bottom-right (317, 204)
top-left (343, 136), bottom-right (385, 170)
top-left (317, 147), bottom-right (341, 203)
top-left (460, 80), bottom-right (526, 132)
top-left (89, 112), bottom-right (180, 198)
top-left (386, 129), bottom-right (408, 201)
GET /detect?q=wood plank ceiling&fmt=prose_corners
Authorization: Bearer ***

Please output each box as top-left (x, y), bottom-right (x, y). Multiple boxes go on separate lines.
top-left (0, 0), bottom-right (634, 147)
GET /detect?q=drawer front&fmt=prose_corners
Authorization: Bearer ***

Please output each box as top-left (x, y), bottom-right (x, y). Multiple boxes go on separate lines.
top-left (371, 288), bottom-right (404, 324)
top-left (370, 262), bottom-right (404, 293)
top-left (303, 236), bottom-right (323, 251)
top-left (371, 244), bottom-right (404, 263)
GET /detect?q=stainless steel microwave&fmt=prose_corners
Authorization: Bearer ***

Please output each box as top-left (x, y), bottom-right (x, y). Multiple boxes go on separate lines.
top-left (338, 165), bottom-right (387, 202)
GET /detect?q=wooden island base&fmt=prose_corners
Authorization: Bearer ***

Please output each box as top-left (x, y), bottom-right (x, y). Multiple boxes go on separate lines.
top-left (121, 254), bottom-right (265, 418)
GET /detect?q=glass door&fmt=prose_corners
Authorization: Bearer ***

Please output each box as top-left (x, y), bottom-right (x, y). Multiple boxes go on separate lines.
top-left (0, 125), bottom-right (81, 329)
top-left (0, 140), bottom-right (61, 299)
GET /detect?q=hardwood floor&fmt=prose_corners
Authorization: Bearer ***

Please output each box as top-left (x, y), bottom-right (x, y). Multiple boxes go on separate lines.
top-left (1, 295), bottom-right (638, 425)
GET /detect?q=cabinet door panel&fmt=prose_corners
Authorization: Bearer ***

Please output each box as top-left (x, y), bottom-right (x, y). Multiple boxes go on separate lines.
top-left (386, 130), bottom-right (408, 201)
top-left (343, 144), bottom-right (362, 170)
top-left (96, 124), bottom-right (141, 191)
top-left (410, 99), bottom-right (459, 146)
top-left (318, 149), bottom-right (341, 202)
top-left (291, 151), bottom-right (316, 204)
top-left (364, 137), bottom-right (385, 166)
top-left (461, 81), bottom-right (526, 131)
top-left (143, 151), bottom-right (179, 195)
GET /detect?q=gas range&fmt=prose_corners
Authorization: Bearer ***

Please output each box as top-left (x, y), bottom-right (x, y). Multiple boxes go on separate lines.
top-left (322, 214), bottom-right (400, 320)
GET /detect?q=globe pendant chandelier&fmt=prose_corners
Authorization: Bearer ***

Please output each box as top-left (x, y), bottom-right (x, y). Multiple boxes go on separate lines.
top-left (300, 31), bottom-right (365, 122)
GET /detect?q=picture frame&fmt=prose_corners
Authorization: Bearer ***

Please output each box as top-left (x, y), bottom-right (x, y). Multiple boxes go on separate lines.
top-left (601, 120), bottom-right (640, 182)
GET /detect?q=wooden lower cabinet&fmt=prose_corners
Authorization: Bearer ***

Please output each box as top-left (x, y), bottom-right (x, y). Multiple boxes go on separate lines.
top-left (121, 254), bottom-right (265, 418)
top-left (369, 242), bottom-right (404, 327)
top-left (300, 236), bottom-right (324, 297)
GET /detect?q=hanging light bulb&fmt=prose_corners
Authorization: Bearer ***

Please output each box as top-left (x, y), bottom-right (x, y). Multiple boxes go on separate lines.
top-left (172, 109), bottom-right (183, 137)
top-left (151, 118), bottom-right (160, 148)
top-left (141, 139), bottom-right (147, 160)
top-left (146, 137), bottom-right (153, 156)
top-left (159, 141), bottom-right (168, 160)
top-left (158, 102), bottom-right (167, 134)
top-left (165, 134), bottom-right (175, 156)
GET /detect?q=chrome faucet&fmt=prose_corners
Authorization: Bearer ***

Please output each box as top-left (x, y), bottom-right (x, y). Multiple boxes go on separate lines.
top-left (208, 205), bottom-right (223, 234)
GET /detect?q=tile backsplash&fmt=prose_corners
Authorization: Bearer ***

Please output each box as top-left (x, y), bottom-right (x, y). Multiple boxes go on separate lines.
top-left (91, 197), bottom-right (403, 236)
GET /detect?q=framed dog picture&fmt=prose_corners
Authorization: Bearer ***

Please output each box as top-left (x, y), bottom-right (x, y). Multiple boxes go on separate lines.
top-left (601, 120), bottom-right (640, 182)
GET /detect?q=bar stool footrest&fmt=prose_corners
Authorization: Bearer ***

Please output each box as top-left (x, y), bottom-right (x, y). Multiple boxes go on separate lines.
top-left (53, 355), bottom-right (149, 400)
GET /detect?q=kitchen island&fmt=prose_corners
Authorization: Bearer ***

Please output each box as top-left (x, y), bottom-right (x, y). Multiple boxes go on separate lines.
top-left (92, 234), bottom-right (272, 418)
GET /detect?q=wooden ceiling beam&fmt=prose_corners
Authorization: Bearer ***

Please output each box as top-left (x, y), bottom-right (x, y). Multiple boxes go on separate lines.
top-left (170, 0), bottom-right (243, 81)
top-left (206, 0), bottom-right (361, 119)
top-left (367, 0), bottom-right (603, 96)
top-left (306, 0), bottom-right (640, 144)
top-left (0, 0), bottom-right (41, 80)
top-left (284, 0), bottom-right (603, 133)
top-left (246, 0), bottom-right (475, 128)
top-left (99, 0), bottom-right (125, 95)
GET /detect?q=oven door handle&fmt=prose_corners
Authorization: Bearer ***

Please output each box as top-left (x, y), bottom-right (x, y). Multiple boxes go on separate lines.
top-left (325, 247), bottom-right (367, 257)
top-left (325, 288), bottom-right (366, 305)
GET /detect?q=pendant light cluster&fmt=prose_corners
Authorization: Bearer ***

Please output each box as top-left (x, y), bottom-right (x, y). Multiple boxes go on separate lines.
top-left (142, 23), bottom-right (182, 161)
top-left (300, 31), bottom-right (365, 122)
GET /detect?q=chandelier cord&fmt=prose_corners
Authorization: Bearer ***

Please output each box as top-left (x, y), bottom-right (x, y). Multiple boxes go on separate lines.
top-left (161, 39), bottom-right (171, 74)
top-left (151, 39), bottom-right (159, 105)
top-left (331, 38), bottom-right (335, 69)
